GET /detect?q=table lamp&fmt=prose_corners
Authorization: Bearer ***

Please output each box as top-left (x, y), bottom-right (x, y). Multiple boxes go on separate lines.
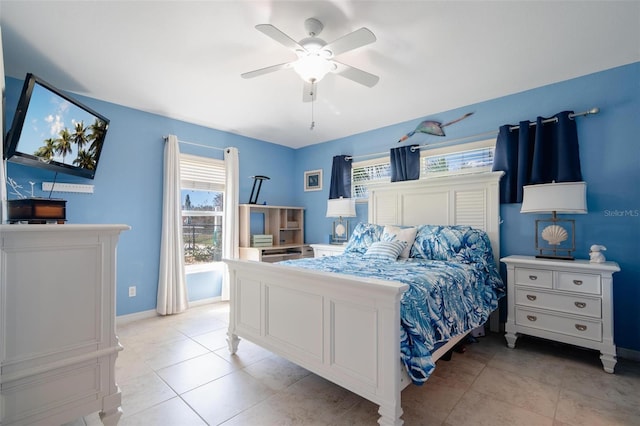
top-left (520, 181), bottom-right (587, 260)
top-left (326, 197), bottom-right (356, 244)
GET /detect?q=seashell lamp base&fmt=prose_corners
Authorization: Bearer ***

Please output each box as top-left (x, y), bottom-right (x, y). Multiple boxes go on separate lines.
top-left (534, 217), bottom-right (576, 260)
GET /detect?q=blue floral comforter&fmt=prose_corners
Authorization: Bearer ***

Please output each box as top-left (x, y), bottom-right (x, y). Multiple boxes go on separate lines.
top-left (279, 252), bottom-right (504, 385)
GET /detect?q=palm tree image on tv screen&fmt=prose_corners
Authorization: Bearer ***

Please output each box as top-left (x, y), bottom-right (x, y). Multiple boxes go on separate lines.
top-left (19, 83), bottom-right (108, 171)
top-left (32, 118), bottom-right (107, 170)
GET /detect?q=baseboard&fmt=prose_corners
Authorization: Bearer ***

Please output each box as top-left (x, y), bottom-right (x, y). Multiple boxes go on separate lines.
top-left (116, 297), bottom-right (224, 326)
top-left (618, 347), bottom-right (640, 362)
top-left (189, 296), bottom-right (222, 307)
top-left (116, 309), bottom-right (158, 326)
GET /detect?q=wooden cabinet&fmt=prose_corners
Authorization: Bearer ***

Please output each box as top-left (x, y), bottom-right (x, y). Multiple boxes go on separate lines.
top-left (239, 204), bottom-right (312, 262)
top-left (0, 224), bottom-right (129, 425)
top-left (310, 243), bottom-right (346, 258)
top-left (501, 255), bottom-right (620, 373)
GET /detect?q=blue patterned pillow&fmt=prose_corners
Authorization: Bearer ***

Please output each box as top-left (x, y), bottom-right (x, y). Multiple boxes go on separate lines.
top-left (343, 223), bottom-right (385, 254)
top-left (454, 228), bottom-right (496, 266)
top-left (410, 225), bottom-right (473, 261)
top-left (363, 240), bottom-right (407, 261)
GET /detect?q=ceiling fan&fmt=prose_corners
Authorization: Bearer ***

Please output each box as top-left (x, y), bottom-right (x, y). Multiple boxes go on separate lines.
top-left (241, 18), bottom-right (379, 102)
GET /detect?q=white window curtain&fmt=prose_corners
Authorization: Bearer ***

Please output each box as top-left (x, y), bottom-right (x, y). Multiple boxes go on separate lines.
top-left (157, 135), bottom-right (189, 315)
top-left (222, 147), bottom-right (239, 301)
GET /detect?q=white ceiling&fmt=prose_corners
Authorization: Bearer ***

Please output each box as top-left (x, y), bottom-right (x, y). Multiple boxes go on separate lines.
top-left (1, 1), bottom-right (638, 149)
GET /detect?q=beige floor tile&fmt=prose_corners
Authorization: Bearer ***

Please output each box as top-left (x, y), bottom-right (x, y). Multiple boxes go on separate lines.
top-left (400, 375), bottom-right (467, 424)
top-left (118, 397), bottom-right (206, 426)
top-left (555, 388), bottom-right (640, 426)
top-left (470, 366), bottom-right (560, 418)
top-left (181, 369), bottom-right (275, 425)
top-left (560, 363), bottom-right (640, 410)
top-left (141, 337), bottom-right (210, 371)
top-left (214, 337), bottom-right (275, 368)
top-left (445, 389), bottom-right (554, 426)
top-left (430, 352), bottom-right (487, 390)
top-left (191, 327), bottom-right (232, 352)
top-left (488, 345), bottom-right (569, 387)
top-left (156, 352), bottom-right (237, 394)
top-left (243, 354), bottom-right (312, 391)
top-left (119, 371), bottom-right (177, 418)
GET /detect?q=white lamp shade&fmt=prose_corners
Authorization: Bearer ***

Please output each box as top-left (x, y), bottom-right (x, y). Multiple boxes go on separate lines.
top-left (521, 181), bottom-right (587, 214)
top-left (326, 198), bottom-right (356, 218)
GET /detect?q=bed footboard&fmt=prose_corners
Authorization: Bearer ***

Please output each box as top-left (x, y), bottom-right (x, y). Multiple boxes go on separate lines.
top-left (225, 259), bottom-right (409, 426)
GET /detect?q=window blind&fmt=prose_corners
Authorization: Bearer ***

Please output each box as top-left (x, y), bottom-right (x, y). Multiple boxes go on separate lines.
top-left (180, 153), bottom-right (225, 191)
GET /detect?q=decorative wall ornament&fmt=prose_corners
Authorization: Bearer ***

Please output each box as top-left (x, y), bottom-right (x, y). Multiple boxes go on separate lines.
top-left (397, 112), bottom-right (474, 143)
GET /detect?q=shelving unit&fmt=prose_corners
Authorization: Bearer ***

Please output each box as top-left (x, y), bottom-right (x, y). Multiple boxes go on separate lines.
top-left (239, 204), bottom-right (313, 262)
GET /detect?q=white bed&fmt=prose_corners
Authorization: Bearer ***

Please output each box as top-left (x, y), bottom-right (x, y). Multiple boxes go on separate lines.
top-left (224, 171), bottom-right (503, 426)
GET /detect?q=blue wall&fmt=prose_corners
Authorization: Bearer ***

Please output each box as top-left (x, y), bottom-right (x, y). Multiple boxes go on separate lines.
top-left (292, 63), bottom-right (640, 352)
top-left (5, 62), bottom-right (639, 352)
top-left (5, 76), bottom-right (297, 316)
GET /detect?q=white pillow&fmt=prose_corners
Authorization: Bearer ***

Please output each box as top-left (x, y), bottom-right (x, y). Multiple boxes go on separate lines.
top-left (363, 240), bottom-right (407, 261)
top-left (382, 225), bottom-right (418, 259)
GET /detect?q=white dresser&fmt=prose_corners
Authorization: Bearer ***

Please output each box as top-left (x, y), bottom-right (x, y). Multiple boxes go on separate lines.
top-left (501, 255), bottom-right (620, 373)
top-left (0, 224), bottom-right (129, 425)
top-left (310, 243), bottom-right (346, 258)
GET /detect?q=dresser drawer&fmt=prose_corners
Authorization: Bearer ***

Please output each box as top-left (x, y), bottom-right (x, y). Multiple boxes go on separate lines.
top-left (515, 307), bottom-right (602, 342)
top-left (557, 272), bottom-right (601, 295)
top-left (515, 268), bottom-right (552, 288)
top-left (515, 288), bottom-right (601, 318)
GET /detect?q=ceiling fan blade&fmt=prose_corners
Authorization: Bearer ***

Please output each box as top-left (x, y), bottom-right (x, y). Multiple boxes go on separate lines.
top-left (302, 81), bottom-right (317, 103)
top-left (323, 27), bottom-right (376, 57)
top-left (256, 24), bottom-right (306, 52)
top-left (332, 61), bottom-right (379, 88)
top-left (241, 62), bottom-right (294, 79)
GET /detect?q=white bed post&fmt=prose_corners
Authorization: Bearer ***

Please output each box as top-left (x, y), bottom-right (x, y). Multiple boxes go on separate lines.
top-left (376, 289), bottom-right (405, 425)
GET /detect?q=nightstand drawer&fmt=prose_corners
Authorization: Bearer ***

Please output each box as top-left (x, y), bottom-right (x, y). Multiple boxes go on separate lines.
top-left (515, 288), bottom-right (601, 318)
top-left (515, 307), bottom-right (602, 341)
top-left (515, 268), bottom-right (552, 288)
top-left (557, 272), bottom-right (601, 294)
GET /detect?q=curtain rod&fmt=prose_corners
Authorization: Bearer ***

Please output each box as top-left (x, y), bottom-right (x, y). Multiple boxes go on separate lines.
top-left (346, 107), bottom-right (599, 161)
top-left (163, 136), bottom-right (225, 151)
top-left (346, 129), bottom-right (498, 160)
top-left (509, 107), bottom-right (599, 131)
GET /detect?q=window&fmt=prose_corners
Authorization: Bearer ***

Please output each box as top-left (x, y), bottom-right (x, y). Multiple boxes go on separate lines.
top-left (351, 139), bottom-right (496, 200)
top-left (351, 157), bottom-right (391, 200)
top-left (421, 139), bottom-right (495, 178)
top-left (180, 154), bottom-right (225, 266)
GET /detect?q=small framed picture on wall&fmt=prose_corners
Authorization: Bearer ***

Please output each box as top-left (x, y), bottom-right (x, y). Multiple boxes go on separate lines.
top-left (304, 169), bottom-right (322, 191)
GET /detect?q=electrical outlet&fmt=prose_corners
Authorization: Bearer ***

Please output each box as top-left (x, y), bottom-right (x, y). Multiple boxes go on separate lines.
top-left (128, 286), bottom-right (136, 297)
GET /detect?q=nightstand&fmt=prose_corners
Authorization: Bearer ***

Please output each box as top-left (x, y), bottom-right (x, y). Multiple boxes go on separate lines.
top-left (310, 243), bottom-right (346, 258)
top-left (501, 255), bottom-right (620, 373)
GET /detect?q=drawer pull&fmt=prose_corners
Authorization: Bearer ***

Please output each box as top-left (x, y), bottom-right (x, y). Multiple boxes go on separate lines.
top-left (526, 295), bottom-right (537, 301)
top-left (526, 315), bottom-right (537, 322)
top-left (575, 324), bottom-right (587, 331)
top-left (574, 301), bottom-right (586, 309)
top-left (529, 275), bottom-right (538, 281)
top-left (573, 279), bottom-right (583, 286)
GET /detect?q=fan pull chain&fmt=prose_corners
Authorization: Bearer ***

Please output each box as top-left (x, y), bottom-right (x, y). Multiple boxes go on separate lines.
top-left (310, 79), bottom-right (316, 130)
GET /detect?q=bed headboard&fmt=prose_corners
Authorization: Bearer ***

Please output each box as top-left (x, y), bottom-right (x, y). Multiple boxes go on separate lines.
top-left (367, 171), bottom-right (504, 260)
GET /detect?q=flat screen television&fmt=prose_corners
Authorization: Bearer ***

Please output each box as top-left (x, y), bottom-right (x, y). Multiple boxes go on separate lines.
top-left (4, 73), bottom-right (110, 179)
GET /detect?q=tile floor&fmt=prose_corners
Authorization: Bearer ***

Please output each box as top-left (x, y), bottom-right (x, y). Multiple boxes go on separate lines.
top-left (75, 302), bottom-right (640, 425)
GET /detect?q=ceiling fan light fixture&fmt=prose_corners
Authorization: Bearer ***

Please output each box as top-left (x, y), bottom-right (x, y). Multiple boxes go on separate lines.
top-left (294, 54), bottom-right (332, 83)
